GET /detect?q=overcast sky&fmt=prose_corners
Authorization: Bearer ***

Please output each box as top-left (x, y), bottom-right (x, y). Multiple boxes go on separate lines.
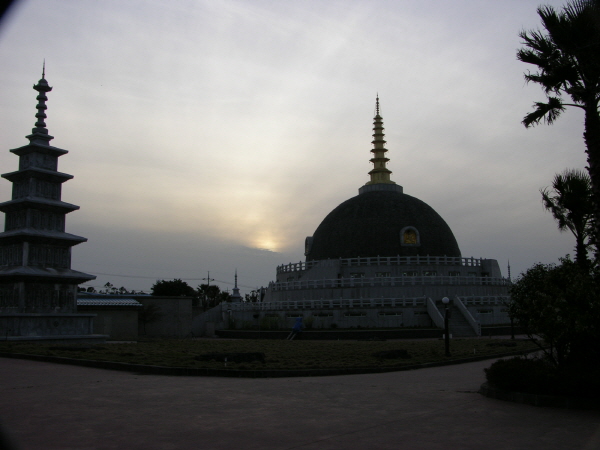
top-left (0, 0), bottom-right (588, 294)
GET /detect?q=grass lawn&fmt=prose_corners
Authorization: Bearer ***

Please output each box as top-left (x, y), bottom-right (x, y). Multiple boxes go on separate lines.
top-left (0, 338), bottom-right (537, 372)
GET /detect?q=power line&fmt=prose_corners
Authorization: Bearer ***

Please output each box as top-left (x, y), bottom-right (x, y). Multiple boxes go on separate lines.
top-left (82, 271), bottom-right (261, 289)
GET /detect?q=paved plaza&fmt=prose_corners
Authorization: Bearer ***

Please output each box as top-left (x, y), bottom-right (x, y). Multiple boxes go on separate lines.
top-left (1, 356), bottom-right (599, 450)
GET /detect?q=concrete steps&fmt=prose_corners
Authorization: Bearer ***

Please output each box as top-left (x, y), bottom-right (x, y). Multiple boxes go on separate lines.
top-left (437, 304), bottom-right (477, 337)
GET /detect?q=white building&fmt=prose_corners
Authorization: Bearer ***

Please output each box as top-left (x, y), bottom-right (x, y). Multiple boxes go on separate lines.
top-left (226, 98), bottom-right (511, 336)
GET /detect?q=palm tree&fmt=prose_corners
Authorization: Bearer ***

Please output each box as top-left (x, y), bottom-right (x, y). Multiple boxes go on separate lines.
top-left (518, 0), bottom-right (600, 258)
top-left (541, 169), bottom-right (593, 267)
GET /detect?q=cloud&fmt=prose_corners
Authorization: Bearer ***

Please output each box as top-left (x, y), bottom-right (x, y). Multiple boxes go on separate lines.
top-left (0, 0), bottom-right (585, 292)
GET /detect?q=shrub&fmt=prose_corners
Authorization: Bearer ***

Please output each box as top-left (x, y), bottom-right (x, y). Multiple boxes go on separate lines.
top-left (485, 357), bottom-right (600, 398)
top-left (485, 357), bottom-right (558, 395)
top-left (373, 349), bottom-right (411, 359)
top-left (304, 316), bottom-right (315, 329)
top-left (509, 258), bottom-right (600, 370)
top-left (259, 316), bottom-right (280, 330)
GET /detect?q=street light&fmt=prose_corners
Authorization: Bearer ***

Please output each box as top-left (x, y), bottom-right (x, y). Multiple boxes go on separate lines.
top-left (442, 297), bottom-right (451, 356)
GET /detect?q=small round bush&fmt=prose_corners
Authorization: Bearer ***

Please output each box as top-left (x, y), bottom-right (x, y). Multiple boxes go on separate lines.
top-left (485, 356), bottom-right (600, 398)
top-left (484, 357), bottom-right (558, 395)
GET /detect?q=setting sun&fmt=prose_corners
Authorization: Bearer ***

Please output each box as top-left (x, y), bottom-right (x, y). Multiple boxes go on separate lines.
top-left (250, 235), bottom-right (282, 253)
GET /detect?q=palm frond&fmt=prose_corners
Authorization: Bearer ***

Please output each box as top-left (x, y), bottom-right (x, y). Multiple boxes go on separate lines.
top-left (518, 0), bottom-right (600, 122)
top-left (541, 187), bottom-right (569, 232)
top-left (540, 168), bottom-right (594, 265)
top-left (523, 97), bottom-right (565, 127)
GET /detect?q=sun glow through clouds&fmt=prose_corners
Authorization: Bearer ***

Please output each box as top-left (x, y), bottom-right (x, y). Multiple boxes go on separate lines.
top-left (249, 235), bottom-right (282, 253)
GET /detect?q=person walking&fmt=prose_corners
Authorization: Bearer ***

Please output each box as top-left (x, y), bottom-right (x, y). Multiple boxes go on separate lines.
top-left (286, 317), bottom-right (304, 340)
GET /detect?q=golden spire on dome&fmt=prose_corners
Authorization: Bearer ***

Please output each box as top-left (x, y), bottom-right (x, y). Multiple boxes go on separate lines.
top-left (366, 95), bottom-right (395, 185)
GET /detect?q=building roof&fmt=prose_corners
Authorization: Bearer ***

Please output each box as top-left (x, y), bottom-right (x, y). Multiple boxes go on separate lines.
top-left (0, 266), bottom-right (95, 282)
top-left (77, 298), bottom-right (142, 307)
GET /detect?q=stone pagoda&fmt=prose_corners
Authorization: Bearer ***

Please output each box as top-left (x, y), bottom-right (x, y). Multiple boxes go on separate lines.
top-left (0, 68), bottom-right (104, 342)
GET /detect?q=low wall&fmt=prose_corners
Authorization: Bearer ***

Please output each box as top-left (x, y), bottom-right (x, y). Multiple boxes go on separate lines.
top-left (134, 296), bottom-right (193, 338)
top-left (216, 326), bottom-right (521, 340)
top-left (77, 307), bottom-right (139, 341)
top-left (192, 304), bottom-right (226, 337)
top-left (216, 328), bottom-right (442, 340)
top-left (480, 325), bottom-right (524, 337)
top-left (225, 307), bottom-right (433, 330)
top-left (0, 313), bottom-right (96, 337)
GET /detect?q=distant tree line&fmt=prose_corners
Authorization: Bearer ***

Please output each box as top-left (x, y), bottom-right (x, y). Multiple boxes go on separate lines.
top-left (77, 282), bottom-right (145, 295)
top-left (151, 278), bottom-right (235, 309)
top-left (78, 279), bottom-right (261, 309)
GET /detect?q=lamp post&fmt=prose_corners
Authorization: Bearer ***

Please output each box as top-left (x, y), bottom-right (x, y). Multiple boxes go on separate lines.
top-left (442, 296), bottom-right (450, 356)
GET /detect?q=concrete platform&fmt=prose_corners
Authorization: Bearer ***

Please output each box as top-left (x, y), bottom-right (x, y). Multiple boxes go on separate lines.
top-left (0, 357), bottom-right (599, 450)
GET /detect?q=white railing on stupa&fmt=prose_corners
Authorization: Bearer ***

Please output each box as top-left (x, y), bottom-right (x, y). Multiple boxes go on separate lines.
top-left (459, 296), bottom-right (511, 306)
top-left (226, 297), bottom-right (428, 311)
top-left (277, 255), bottom-right (483, 274)
top-left (270, 275), bottom-right (509, 291)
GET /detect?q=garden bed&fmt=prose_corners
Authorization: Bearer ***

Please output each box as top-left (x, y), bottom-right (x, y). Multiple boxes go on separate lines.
top-left (0, 338), bottom-right (536, 375)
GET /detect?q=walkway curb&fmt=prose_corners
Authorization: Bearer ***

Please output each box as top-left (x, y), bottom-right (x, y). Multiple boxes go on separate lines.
top-left (0, 349), bottom-right (535, 378)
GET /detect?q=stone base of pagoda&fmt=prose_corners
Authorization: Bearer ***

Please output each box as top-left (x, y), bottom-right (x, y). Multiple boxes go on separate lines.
top-left (0, 313), bottom-right (107, 343)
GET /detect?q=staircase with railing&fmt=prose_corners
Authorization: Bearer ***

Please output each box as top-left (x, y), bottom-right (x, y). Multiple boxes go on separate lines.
top-left (434, 301), bottom-right (479, 337)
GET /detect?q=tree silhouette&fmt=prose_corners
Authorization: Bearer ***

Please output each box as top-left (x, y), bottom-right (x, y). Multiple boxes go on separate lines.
top-left (541, 168), bottom-right (593, 267)
top-left (518, 0), bottom-right (600, 255)
top-left (151, 279), bottom-right (195, 296)
top-left (197, 284), bottom-right (230, 309)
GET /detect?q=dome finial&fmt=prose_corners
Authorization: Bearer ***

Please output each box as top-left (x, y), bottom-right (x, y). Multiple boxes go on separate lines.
top-left (365, 95), bottom-right (394, 186)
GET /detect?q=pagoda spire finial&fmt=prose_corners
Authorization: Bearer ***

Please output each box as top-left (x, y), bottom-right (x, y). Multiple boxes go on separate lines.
top-left (365, 95), bottom-right (394, 186)
top-left (27, 63), bottom-right (54, 146)
top-left (231, 269), bottom-right (242, 303)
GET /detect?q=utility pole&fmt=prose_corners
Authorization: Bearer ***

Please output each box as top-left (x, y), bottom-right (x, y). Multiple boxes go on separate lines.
top-left (202, 271), bottom-right (214, 286)
top-left (202, 271), bottom-right (215, 309)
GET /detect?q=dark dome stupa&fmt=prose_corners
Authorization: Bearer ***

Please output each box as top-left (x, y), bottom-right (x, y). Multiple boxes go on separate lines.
top-left (305, 96), bottom-right (460, 261)
top-left (261, 96), bottom-right (509, 335)
top-left (306, 190), bottom-right (460, 260)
